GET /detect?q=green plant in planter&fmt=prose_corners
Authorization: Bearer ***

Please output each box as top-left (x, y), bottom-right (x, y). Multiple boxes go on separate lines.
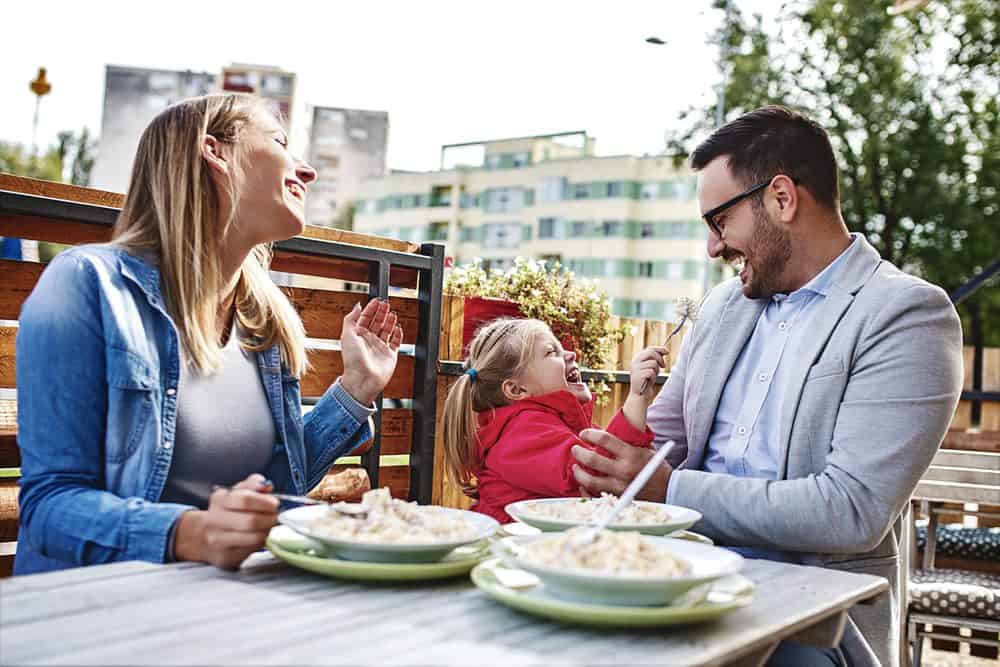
top-left (444, 257), bottom-right (626, 403)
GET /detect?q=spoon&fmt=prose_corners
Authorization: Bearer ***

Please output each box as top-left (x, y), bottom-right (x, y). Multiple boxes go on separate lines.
top-left (568, 440), bottom-right (674, 549)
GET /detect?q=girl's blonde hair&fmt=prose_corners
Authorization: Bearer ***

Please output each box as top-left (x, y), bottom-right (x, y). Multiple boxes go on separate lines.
top-left (112, 93), bottom-right (308, 376)
top-left (441, 317), bottom-right (551, 490)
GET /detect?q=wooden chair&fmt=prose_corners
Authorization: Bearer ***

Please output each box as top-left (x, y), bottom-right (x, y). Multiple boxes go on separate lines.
top-left (907, 449), bottom-right (1000, 666)
top-left (0, 173), bottom-right (446, 576)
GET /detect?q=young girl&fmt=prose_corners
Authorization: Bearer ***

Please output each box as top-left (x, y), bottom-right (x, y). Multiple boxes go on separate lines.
top-left (441, 317), bottom-right (666, 523)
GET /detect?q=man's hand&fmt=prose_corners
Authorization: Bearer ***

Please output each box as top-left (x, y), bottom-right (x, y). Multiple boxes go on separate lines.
top-left (340, 299), bottom-right (404, 405)
top-left (173, 474), bottom-right (279, 570)
top-left (571, 429), bottom-right (672, 502)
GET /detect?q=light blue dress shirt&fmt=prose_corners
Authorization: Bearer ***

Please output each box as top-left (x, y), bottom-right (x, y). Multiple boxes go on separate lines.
top-left (667, 236), bottom-right (861, 559)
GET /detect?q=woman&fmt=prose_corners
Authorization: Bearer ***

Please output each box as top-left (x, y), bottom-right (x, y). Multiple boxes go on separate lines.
top-left (15, 93), bottom-right (403, 574)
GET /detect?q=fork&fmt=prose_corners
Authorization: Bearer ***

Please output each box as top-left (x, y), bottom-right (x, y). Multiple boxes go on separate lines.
top-left (567, 441), bottom-right (674, 549)
top-left (211, 486), bottom-right (370, 516)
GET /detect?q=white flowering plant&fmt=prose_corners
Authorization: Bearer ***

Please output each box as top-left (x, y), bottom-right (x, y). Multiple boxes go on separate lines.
top-left (444, 257), bottom-right (626, 401)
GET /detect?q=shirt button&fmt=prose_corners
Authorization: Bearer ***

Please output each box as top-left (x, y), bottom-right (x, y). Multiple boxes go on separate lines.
top-left (166, 387), bottom-right (176, 396)
top-left (778, 321), bottom-right (789, 331)
top-left (163, 439), bottom-right (172, 449)
top-left (737, 426), bottom-right (748, 436)
top-left (758, 373), bottom-right (769, 382)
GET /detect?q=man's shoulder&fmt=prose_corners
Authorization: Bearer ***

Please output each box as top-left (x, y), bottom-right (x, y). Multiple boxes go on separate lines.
top-left (861, 259), bottom-right (952, 309)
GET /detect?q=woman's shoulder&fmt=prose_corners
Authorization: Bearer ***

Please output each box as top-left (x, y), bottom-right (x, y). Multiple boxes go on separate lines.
top-left (23, 244), bottom-right (158, 317)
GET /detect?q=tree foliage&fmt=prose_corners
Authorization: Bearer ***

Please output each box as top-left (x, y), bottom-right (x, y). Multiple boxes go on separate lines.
top-left (669, 0), bottom-right (998, 343)
top-left (0, 128), bottom-right (96, 186)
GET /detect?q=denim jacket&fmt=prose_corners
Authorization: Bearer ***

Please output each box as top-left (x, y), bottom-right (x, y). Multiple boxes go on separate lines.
top-left (15, 244), bottom-right (372, 575)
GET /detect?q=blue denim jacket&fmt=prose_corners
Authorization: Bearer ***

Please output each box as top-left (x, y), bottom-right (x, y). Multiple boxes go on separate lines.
top-left (15, 244), bottom-right (372, 575)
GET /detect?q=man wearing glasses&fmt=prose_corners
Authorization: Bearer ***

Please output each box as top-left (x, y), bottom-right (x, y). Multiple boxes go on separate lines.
top-left (572, 106), bottom-right (963, 667)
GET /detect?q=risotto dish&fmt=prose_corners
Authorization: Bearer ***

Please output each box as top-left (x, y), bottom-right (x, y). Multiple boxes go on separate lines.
top-left (522, 494), bottom-right (672, 525)
top-left (307, 488), bottom-right (480, 544)
top-left (520, 527), bottom-right (690, 578)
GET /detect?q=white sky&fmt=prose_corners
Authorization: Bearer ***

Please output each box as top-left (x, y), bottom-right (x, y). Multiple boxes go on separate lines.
top-left (1, 0), bottom-right (774, 172)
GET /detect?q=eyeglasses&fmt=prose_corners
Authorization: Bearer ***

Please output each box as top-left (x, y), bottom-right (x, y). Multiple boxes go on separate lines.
top-left (701, 180), bottom-right (771, 238)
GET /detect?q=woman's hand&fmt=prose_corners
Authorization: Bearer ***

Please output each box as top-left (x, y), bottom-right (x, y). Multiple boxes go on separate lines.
top-left (340, 299), bottom-right (404, 405)
top-left (172, 474), bottom-right (279, 570)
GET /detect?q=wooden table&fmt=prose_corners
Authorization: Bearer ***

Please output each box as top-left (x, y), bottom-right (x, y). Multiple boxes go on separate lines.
top-left (0, 554), bottom-right (886, 666)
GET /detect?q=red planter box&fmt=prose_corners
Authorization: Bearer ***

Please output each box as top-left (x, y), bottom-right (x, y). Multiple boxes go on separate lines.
top-left (461, 296), bottom-right (523, 354)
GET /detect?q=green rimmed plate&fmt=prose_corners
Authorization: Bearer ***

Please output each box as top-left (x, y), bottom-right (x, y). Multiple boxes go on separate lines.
top-left (266, 526), bottom-right (489, 581)
top-left (471, 557), bottom-right (754, 627)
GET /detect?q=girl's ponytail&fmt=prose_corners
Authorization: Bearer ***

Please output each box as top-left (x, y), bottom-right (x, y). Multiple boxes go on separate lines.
top-left (441, 369), bottom-right (480, 492)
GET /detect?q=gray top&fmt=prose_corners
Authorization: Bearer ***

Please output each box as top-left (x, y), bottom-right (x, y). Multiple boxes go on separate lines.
top-left (160, 326), bottom-right (276, 509)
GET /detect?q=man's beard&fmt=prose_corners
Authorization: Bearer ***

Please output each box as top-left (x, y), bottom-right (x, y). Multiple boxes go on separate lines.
top-left (733, 205), bottom-right (792, 299)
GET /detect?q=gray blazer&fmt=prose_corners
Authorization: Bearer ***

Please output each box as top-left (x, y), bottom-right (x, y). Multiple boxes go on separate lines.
top-left (648, 236), bottom-right (963, 667)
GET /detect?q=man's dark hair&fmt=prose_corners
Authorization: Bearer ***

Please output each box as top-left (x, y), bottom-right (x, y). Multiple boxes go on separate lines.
top-left (690, 105), bottom-right (840, 211)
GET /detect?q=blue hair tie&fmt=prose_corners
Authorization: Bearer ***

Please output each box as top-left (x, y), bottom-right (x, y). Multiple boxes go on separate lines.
top-left (465, 368), bottom-right (478, 381)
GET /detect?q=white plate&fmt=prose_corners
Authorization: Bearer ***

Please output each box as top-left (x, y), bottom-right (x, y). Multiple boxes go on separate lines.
top-left (279, 503), bottom-right (499, 563)
top-left (491, 534), bottom-right (742, 606)
top-left (505, 498), bottom-right (701, 536)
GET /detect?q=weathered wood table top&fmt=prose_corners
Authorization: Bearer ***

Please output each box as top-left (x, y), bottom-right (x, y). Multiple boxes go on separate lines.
top-left (0, 554), bottom-right (886, 666)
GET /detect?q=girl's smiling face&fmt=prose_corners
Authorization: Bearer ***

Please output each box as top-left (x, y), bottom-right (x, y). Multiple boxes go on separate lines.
top-left (513, 332), bottom-right (592, 404)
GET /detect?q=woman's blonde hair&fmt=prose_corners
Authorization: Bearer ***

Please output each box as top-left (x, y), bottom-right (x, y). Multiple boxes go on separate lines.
top-left (441, 317), bottom-right (551, 490)
top-left (112, 93), bottom-right (308, 376)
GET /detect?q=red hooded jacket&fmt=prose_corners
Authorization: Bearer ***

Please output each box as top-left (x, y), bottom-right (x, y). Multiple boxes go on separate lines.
top-left (471, 390), bottom-right (654, 524)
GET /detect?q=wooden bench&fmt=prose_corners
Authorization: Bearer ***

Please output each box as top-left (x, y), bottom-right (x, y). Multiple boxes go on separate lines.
top-left (908, 449), bottom-right (1000, 666)
top-left (0, 173), bottom-right (446, 576)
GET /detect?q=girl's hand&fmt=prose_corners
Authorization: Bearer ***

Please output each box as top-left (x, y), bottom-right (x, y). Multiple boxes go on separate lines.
top-left (173, 474), bottom-right (279, 570)
top-left (340, 299), bottom-right (404, 405)
top-left (629, 346), bottom-right (667, 400)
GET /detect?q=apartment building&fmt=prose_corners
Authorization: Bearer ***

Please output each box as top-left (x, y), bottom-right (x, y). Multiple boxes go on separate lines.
top-left (353, 131), bottom-right (722, 320)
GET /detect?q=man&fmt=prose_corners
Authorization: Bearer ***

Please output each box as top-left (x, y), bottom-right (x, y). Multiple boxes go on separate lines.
top-left (571, 106), bottom-right (963, 667)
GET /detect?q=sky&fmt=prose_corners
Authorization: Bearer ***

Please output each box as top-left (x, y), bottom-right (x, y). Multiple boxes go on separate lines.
top-left (1, 0), bottom-right (773, 173)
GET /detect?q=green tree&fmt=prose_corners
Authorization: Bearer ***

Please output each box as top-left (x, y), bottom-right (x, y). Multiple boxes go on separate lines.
top-left (0, 128), bottom-right (96, 185)
top-left (669, 0), bottom-right (999, 344)
top-left (1, 128), bottom-right (97, 260)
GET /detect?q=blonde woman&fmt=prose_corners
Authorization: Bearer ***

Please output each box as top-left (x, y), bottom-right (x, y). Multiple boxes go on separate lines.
top-left (15, 94), bottom-right (404, 574)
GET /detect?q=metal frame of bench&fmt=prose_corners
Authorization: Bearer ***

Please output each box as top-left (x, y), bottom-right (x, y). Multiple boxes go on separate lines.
top-left (908, 449), bottom-right (1000, 666)
top-left (0, 184), bottom-right (445, 503)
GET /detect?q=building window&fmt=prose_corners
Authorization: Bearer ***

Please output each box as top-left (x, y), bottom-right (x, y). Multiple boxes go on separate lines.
top-left (511, 152), bottom-right (530, 167)
top-left (640, 222), bottom-right (655, 238)
top-left (483, 257), bottom-right (514, 272)
top-left (484, 187), bottom-right (524, 213)
top-left (601, 220), bottom-right (623, 237)
top-left (570, 220), bottom-right (590, 237)
top-left (539, 218), bottom-right (554, 239)
top-left (638, 261), bottom-right (654, 278)
top-left (641, 183), bottom-right (659, 200)
top-left (537, 177), bottom-right (567, 203)
top-left (539, 253), bottom-right (562, 270)
top-left (667, 261), bottom-right (685, 281)
top-left (607, 181), bottom-right (625, 198)
top-left (482, 222), bottom-right (522, 249)
top-left (572, 183), bottom-right (590, 200)
top-left (484, 154), bottom-right (502, 169)
top-left (427, 221), bottom-right (448, 241)
top-left (430, 185), bottom-right (451, 207)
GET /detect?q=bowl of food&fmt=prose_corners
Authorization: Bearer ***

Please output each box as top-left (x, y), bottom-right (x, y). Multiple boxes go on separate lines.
top-left (491, 528), bottom-right (742, 606)
top-left (505, 495), bottom-right (701, 536)
top-left (280, 488), bottom-right (498, 563)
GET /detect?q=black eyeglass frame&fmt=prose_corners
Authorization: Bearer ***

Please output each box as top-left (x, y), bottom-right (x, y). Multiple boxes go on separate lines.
top-left (701, 180), bottom-right (771, 238)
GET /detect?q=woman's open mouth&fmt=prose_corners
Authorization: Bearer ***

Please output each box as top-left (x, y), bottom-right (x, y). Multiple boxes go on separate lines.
top-left (566, 366), bottom-right (582, 384)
